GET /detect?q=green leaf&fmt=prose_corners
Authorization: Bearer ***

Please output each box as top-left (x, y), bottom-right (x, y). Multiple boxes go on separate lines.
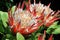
top-left (46, 21), bottom-right (59, 34)
top-left (11, 6), bottom-right (16, 14)
top-left (0, 11), bottom-right (3, 20)
top-left (0, 12), bottom-right (8, 28)
top-left (0, 24), bottom-right (4, 33)
top-left (10, 0), bottom-right (13, 2)
top-left (0, 20), bottom-right (4, 33)
top-left (6, 34), bottom-right (12, 39)
top-left (5, 39), bottom-right (9, 40)
top-left (0, 25), bottom-right (4, 33)
top-left (3, 21), bottom-right (7, 28)
top-left (5, 26), bottom-right (12, 34)
top-left (1, 12), bottom-right (8, 22)
top-left (52, 25), bottom-right (60, 34)
top-left (16, 32), bottom-right (25, 40)
top-left (47, 21), bottom-right (59, 29)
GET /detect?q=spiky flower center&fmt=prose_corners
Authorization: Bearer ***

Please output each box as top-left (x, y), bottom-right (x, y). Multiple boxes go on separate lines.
top-left (12, 3), bottom-right (54, 28)
top-left (13, 9), bottom-right (38, 28)
top-left (8, 0), bottom-right (60, 35)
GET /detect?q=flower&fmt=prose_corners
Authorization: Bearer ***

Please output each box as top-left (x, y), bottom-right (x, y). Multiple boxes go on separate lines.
top-left (8, 0), bottom-right (60, 35)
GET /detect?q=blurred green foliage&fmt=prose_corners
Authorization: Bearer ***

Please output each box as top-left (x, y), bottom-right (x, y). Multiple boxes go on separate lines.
top-left (0, 0), bottom-right (14, 12)
top-left (46, 21), bottom-right (60, 34)
top-left (17, 32), bottom-right (25, 40)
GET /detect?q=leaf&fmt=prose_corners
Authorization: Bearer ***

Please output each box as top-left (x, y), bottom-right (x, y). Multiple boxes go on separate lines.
top-left (10, 0), bottom-right (13, 2)
top-left (0, 20), bottom-right (4, 33)
top-left (35, 33), bottom-right (41, 38)
top-left (0, 11), bottom-right (2, 20)
top-left (5, 26), bottom-right (12, 34)
top-left (52, 25), bottom-right (60, 34)
top-left (2, 21), bottom-right (8, 28)
top-left (0, 25), bottom-right (4, 33)
top-left (0, 12), bottom-right (8, 28)
top-left (6, 34), bottom-right (12, 39)
top-left (11, 6), bottom-right (16, 14)
top-left (46, 21), bottom-right (59, 34)
top-left (0, 22), bottom-right (4, 33)
top-left (5, 39), bottom-right (9, 40)
top-left (16, 32), bottom-right (25, 40)
top-left (1, 12), bottom-right (8, 22)
top-left (47, 21), bottom-right (59, 29)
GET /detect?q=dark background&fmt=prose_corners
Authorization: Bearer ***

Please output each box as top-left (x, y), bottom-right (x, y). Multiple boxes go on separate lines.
top-left (0, 0), bottom-right (60, 11)
top-left (13, 0), bottom-right (60, 11)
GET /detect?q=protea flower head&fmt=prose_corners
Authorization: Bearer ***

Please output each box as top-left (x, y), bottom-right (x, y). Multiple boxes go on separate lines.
top-left (8, 0), bottom-right (60, 35)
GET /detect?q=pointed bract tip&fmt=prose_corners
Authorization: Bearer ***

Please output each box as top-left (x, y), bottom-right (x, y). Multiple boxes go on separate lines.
top-left (17, 3), bottom-right (20, 8)
top-left (21, 1), bottom-right (25, 9)
top-left (34, 0), bottom-right (36, 5)
top-left (39, 1), bottom-right (41, 4)
top-left (57, 10), bottom-right (60, 13)
top-left (48, 3), bottom-right (51, 7)
top-left (28, 0), bottom-right (31, 4)
top-left (48, 34), bottom-right (53, 40)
